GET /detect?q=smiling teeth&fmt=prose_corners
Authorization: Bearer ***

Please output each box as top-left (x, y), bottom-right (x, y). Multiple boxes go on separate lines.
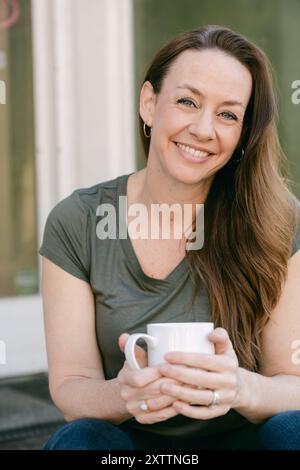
top-left (176, 142), bottom-right (209, 158)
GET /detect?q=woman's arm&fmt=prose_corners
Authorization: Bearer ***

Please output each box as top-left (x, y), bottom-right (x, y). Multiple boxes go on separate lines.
top-left (42, 257), bottom-right (132, 425)
top-left (232, 369), bottom-right (300, 424)
top-left (233, 248), bottom-right (300, 423)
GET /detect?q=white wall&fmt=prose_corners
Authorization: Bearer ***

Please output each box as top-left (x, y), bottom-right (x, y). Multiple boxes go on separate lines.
top-left (0, 0), bottom-right (136, 378)
top-left (74, 0), bottom-right (136, 187)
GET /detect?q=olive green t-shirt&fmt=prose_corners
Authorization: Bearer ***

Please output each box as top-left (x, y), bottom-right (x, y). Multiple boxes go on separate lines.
top-left (39, 173), bottom-right (300, 438)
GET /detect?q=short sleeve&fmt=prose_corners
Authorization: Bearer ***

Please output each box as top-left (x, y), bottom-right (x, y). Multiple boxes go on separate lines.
top-left (291, 197), bottom-right (300, 257)
top-left (38, 192), bottom-right (90, 282)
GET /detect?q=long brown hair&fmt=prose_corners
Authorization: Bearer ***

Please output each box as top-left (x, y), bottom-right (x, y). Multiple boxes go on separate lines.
top-left (138, 25), bottom-right (299, 371)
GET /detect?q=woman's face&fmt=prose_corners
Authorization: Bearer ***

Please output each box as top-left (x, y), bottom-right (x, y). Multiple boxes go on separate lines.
top-left (140, 48), bottom-right (252, 185)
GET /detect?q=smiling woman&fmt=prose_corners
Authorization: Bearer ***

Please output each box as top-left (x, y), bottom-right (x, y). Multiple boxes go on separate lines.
top-left (40, 25), bottom-right (300, 450)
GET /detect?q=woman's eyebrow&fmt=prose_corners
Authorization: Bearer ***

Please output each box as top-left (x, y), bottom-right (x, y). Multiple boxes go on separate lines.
top-left (176, 84), bottom-right (246, 109)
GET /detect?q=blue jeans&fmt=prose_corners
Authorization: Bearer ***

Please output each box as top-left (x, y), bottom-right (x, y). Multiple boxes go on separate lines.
top-left (43, 411), bottom-right (300, 450)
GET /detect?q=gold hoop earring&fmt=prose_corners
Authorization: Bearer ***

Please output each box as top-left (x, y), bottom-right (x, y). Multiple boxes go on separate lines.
top-left (143, 122), bottom-right (152, 138)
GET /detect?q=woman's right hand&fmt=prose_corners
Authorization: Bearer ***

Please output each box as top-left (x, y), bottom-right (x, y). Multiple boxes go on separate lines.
top-left (117, 333), bottom-right (181, 424)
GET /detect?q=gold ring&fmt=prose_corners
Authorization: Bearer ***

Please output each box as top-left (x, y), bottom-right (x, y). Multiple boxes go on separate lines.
top-left (210, 390), bottom-right (221, 407)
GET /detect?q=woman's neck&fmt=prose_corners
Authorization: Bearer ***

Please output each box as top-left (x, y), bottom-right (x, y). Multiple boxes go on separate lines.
top-left (135, 164), bottom-right (212, 219)
top-left (127, 159), bottom-right (212, 243)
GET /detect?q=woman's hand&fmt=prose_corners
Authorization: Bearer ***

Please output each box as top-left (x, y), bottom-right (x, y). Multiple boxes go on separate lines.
top-left (117, 333), bottom-right (182, 424)
top-left (158, 328), bottom-right (241, 420)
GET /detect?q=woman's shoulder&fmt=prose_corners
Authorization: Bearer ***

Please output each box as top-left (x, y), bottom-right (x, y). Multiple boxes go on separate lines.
top-left (39, 174), bottom-right (127, 282)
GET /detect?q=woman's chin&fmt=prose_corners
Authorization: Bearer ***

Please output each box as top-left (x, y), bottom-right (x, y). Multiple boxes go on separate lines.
top-left (166, 165), bottom-right (207, 185)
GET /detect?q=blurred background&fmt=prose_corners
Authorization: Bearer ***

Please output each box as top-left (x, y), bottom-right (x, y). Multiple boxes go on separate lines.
top-left (0, 0), bottom-right (299, 449)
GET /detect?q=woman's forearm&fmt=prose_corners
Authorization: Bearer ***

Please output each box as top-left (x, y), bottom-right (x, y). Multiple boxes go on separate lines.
top-left (52, 377), bottom-right (132, 425)
top-left (233, 367), bottom-right (300, 424)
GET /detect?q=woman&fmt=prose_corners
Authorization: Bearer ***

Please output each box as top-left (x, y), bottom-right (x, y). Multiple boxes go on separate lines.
top-left (40, 25), bottom-right (300, 450)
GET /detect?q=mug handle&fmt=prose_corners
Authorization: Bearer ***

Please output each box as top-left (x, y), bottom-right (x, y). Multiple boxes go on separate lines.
top-left (124, 333), bottom-right (158, 370)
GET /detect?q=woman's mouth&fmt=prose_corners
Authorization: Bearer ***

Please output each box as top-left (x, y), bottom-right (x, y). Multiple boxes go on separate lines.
top-left (174, 142), bottom-right (213, 163)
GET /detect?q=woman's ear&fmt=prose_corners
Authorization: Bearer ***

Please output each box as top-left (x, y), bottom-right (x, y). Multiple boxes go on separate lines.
top-left (139, 81), bottom-right (156, 127)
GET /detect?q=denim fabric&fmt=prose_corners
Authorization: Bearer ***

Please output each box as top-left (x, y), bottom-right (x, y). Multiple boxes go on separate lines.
top-left (43, 411), bottom-right (300, 450)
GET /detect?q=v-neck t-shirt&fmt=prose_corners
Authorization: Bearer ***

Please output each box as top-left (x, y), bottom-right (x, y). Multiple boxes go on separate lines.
top-left (39, 172), bottom-right (300, 438)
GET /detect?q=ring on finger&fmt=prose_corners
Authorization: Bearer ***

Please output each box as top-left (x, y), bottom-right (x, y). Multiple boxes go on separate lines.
top-left (209, 390), bottom-right (221, 408)
top-left (139, 400), bottom-right (150, 412)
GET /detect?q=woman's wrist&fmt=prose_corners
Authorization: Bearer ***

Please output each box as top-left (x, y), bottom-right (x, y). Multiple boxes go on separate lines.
top-left (231, 367), bottom-right (261, 423)
top-left (110, 377), bottom-right (134, 425)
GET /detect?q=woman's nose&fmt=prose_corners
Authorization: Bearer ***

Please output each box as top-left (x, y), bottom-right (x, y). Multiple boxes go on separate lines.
top-left (188, 110), bottom-right (216, 141)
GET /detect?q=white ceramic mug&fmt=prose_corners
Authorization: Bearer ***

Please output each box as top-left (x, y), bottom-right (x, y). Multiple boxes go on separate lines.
top-left (124, 322), bottom-right (214, 370)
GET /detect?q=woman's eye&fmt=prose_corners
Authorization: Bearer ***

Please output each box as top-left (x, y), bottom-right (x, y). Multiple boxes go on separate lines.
top-left (219, 111), bottom-right (238, 121)
top-left (177, 98), bottom-right (196, 108)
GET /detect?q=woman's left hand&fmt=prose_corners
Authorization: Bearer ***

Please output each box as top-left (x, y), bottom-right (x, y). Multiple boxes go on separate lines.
top-left (158, 327), bottom-right (240, 420)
